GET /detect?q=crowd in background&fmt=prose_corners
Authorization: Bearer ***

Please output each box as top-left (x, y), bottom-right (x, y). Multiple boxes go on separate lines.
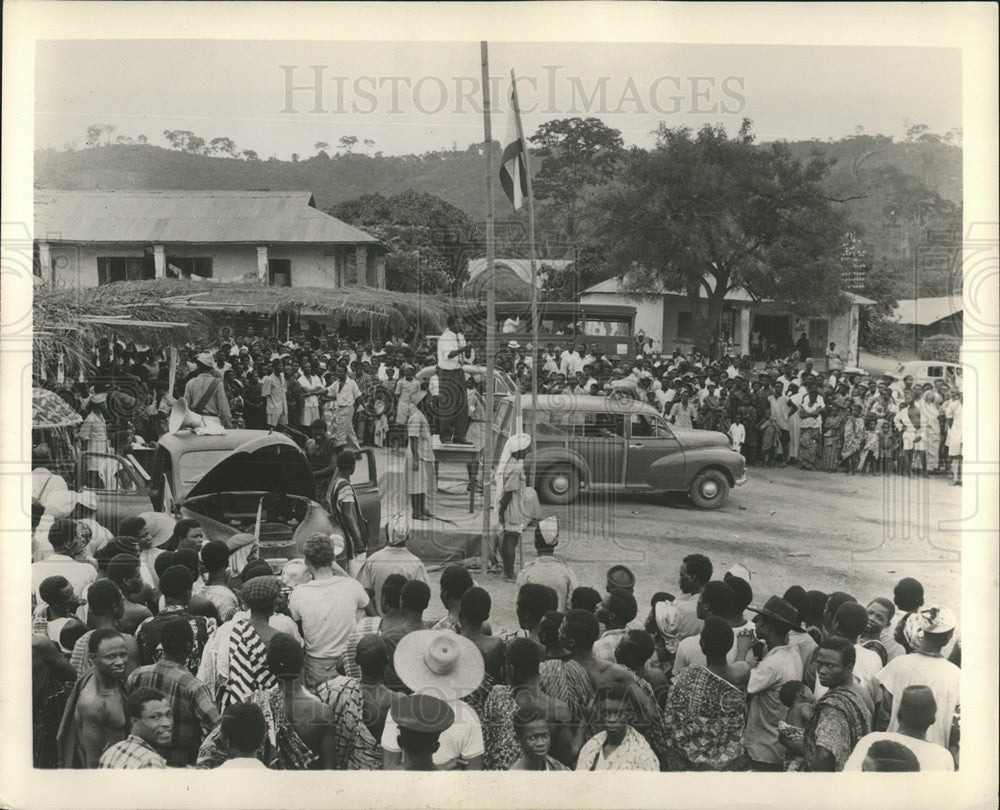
top-left (35, 320), bottom-right (962, 486)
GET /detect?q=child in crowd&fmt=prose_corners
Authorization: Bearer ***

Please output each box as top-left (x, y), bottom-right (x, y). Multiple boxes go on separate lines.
top-left (509, 706), bottom-right (568, 771)
top-left (727, 417), bottom-right (746, 459)
top-left (857, 417), bottom-right (881, 475)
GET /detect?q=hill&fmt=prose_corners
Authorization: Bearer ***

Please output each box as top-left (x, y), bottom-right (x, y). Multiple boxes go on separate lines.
top-left (34, 135), bottom-right (962, 300)
top-left (33, 143), bottom-right (514, 222)
top-left (34, 135), bottom-right (961, 222)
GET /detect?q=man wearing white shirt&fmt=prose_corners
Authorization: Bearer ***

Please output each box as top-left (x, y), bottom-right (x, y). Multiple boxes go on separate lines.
top-left (844, 686), bottom-right (955, 772)
top-left (437, 316), bottom-right (470, 444)
top-left (326, 363), bottom-right (365, 453)
top-left (559, 343), bottom-right (585, 378)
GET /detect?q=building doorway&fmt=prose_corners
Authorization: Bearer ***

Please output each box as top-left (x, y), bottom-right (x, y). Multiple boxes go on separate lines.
top-left (751, 314), bottom-right (792, 360)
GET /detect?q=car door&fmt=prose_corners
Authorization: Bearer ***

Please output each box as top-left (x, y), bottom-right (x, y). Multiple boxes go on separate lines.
top-left (349, 448), bottom-right (382, 549)
top-left (76, 451), bottom-right (153, 534)
top-left (577, 411), bottom-right (626, 485)
top-left (626, 412), bottom-right (686, 491)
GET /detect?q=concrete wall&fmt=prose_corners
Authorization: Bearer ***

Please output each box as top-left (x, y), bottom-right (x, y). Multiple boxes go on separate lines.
top-left (44, 242), bottom-right (366, 288)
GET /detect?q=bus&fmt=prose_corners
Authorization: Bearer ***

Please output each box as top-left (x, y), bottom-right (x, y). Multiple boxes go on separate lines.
top-left (489, 302), bottom-right (637, 359)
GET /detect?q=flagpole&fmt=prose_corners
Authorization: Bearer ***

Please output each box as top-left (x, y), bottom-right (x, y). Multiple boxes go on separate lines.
top-left (480, 42), bottom-right (496, 576)
top-left (509, 70), bottom-right (539, 490)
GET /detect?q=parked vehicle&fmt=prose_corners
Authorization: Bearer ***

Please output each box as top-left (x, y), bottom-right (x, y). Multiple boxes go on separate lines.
top-left (79, 428), bottom-right (381, 563)
top-left (886, 360), bottom-right (963, 389)
top-left (494, 394), bottom-right (746, 509)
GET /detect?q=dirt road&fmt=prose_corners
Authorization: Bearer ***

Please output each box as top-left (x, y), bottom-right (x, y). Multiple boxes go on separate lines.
top-left (374, 448), bottom-right (962, 633)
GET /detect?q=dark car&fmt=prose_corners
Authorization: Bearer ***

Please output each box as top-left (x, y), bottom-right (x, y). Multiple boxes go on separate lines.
top-left (78, 428), bottom-right (380, 563)
top-left (500, 394), bottom-right (746, 509)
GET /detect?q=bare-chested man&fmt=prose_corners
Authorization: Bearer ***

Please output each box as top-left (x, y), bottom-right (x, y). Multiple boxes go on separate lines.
top-left (555, 610), bottom-right (658, 736)
top-left (458, 587), bottom-right (504, 681)
top-left (57, 628), bottom-right (128, 767)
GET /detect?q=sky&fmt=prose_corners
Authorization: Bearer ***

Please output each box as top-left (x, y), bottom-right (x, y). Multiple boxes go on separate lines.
top-left (35, 40), bottom-right (962, 158)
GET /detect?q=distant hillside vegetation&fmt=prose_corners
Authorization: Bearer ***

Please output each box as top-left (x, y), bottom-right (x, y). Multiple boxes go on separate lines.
top-left (34, 143), bottom-right (513, 221)
top-left (34, 135), bottom-right (961, 223)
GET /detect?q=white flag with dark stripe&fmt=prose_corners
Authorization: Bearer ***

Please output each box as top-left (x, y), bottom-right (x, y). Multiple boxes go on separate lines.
top-left (499, 78), bottom-right (528, 211)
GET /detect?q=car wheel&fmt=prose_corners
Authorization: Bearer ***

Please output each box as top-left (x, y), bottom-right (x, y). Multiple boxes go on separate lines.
top-left (538, 463), bottom-right (580, 505)
top-left (688, 469), bottom-right (730, 509)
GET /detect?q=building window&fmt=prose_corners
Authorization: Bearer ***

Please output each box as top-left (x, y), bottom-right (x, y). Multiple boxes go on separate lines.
top-left (268, 259), bottom-right (292, 287)
top-left (97, 256), bottom-right (154, 284)
top-left (676, 311), bottom-right (693, 341)
top-left (166, 256), bottom-right (213, 279)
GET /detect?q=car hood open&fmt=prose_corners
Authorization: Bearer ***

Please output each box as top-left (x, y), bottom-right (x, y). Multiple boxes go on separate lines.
top-left (182, 434), bottom-right (315, 502)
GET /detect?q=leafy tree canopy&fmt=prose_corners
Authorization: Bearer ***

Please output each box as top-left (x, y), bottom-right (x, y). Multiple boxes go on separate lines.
top-left (595, 119), bottom-right (850, 351)
top-left (329, 190), bottom-right (482, 295)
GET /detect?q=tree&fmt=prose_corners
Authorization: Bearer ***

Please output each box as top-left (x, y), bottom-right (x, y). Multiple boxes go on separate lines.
top-left (291, 153), bottom-right (299, 163)
top-left (339, 135), bottom-right (358, 154)
top-left (363, 138), bottom-right (375, 154)
top-left (595, 120), bottom-right (850, 353)
top-left (209, 137), bottom-right (237, 157)
top-left (329, 190), bottom-right (482, 295)
top-left (103, 125), bottom-right (117, 145)
top-left (163, 129), bottom-right (195, 150)
top-left (314, 141), bottom-right (330, 152)
top-left (241, 150), bottom-right (259, 161)
top-left (185, 135), bottom-right (206, 154)
top-left (529, 117), bottom-right (625, 238)
top-left (115, 135), bottom-right (134, 145)
top-left (136, 135), bottom-right (148, 144)
top-left (86, 124), bottom-right (104, 147)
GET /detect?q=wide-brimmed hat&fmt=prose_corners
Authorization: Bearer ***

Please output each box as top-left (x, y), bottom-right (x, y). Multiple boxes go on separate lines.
top-left (393, 630), bottom-right (485, 698)
top-left (195, 351), bottom-right (216, 367)
top-left (748, 595), bottom-right (804, 632)
top-left (139, 511), bottom-right (177, 548)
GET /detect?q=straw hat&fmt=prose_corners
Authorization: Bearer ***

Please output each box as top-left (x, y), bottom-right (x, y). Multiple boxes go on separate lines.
top-left (195, 351), bottom-right (216, 367)
top-left (393, 630), bottom-right (485, 698)
top-left (139, 511), bottom-right (177, 549)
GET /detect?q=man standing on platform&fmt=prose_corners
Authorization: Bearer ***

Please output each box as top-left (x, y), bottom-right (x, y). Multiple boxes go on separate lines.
top-left (437, 315), bottom-right (470, 445)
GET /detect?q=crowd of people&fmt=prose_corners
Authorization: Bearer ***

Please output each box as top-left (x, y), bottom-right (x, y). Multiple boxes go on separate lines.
top-left (30, 499), bottom-right (960, 772)
top-left (29, 319), bottom-right (962, 772)
top-left (34, 318), bottom-right (963, 499)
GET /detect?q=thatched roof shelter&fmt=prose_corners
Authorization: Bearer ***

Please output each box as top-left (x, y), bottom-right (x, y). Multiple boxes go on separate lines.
top-left (33, 279), bottom-right (469, 381)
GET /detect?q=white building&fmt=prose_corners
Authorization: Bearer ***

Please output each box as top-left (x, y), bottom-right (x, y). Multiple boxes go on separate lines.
top-left (580, 276), bottom-right (874, 366)
top-left (34, 190), bottom-right (385, 289)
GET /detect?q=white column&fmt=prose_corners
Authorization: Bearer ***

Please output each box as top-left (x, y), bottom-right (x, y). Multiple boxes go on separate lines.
top-left (355, 245), bottom-right (368, 285)
top-left (739, 307), bottom-right (751, 356)
top-left (257, 246), bottom-right (269, 283)
top-left (153, 244), bottom-right (167, 278)
top-left (38, 241), bottom-right (53, 283)
top-left (375, 252), bottom-right (386, 288)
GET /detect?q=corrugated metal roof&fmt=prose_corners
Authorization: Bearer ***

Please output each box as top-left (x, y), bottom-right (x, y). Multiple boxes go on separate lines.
top-left (35, 190), bottom-right (380, 245)
top-left (893, 296), bottom-right (963, 326)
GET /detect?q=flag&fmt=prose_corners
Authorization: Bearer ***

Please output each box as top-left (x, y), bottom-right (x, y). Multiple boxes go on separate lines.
top-left (499, 76), bottom-right (528, 211)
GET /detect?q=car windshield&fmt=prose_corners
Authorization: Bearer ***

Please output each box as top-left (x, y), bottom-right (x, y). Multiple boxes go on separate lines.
top-left (177, 450), bottom-right (232, 488)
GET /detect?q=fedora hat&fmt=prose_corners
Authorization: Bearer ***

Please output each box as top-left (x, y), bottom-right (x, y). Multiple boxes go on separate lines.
top-left (393, 630), bottom-right (485, 699)
top-left (748, 595), bottom-right (804, 632)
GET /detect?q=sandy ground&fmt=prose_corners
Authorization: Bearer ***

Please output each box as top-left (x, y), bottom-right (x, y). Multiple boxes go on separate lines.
top-left (370, 447), bottom-right (962, 634)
